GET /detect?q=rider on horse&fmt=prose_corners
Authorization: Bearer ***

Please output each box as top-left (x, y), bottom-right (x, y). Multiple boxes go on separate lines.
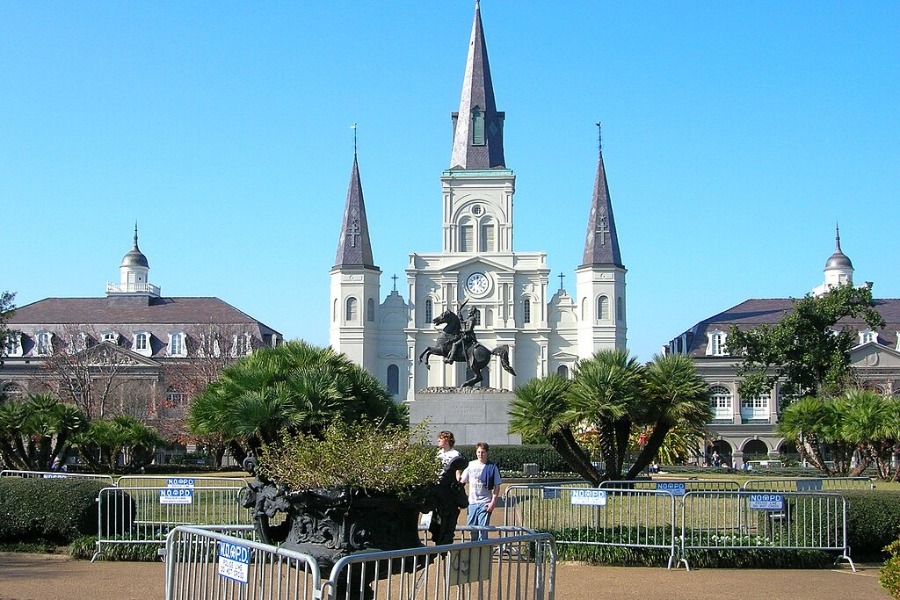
top-left (444, 307), bottom-right (478, 365)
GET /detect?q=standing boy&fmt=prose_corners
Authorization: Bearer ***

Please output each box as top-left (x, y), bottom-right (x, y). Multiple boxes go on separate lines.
top-left (459, 442), bottom-right (501, 540)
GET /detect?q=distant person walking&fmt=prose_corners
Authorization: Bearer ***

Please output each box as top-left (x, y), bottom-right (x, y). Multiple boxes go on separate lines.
top-left (460, 442), bottom-right (501, 541)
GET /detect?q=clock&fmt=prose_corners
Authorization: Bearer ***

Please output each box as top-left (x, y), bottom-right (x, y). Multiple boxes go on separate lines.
top-left (465, 272), bottom-right (490, 296)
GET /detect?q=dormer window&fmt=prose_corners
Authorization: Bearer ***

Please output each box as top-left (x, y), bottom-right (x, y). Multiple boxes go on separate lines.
top-left (102, 331), bottom-right (120, 345)
top-left (231, 332), bottom-right (253, 357)
top-left (69, 332), bottom-right (90, 353)
top-left (705, 329), bottom-right (728, 356)
top-left (198, 334), bottom-right (221, 358)
top-left (132, 331), bottom-right (152, 357)
top-left (168, 331), bottom-right (187, 357)
top-left (35, 331), bottom-right (54, 356)
top-left (3, 332), bottom-right (22, 357)
top-left (859, 329), bottom-right (877, 345)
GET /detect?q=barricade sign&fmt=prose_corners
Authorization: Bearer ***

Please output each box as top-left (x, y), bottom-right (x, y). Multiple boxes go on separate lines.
top-left (655, 482), bottom-right (686, 496)
top-left (217, 540), bottom-right (250, 584)
top-left (167, 478), bottom-right (196, 488)
top-left (160, 488), bottom-right (194, 505)
top-left (748, 493), bottom-right (783, 511)
top-left (796, 479), bottom-right (823, 492)
top-left (570, 489), bottom-right (607, 506)
top-left (542, 488), bottom-right (560, 500)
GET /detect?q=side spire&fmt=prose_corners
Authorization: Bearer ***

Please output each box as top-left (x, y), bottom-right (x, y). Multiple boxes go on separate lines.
top-left (581, 122), bottom-right (623, 268)
top-left (450, 1), bottom-right (505, 170)
top-left (334, 128), bottom-right (376, 269)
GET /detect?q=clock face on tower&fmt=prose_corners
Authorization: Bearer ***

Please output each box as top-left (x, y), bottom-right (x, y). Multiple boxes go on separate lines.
top-left (465, 272), bottom-right (490, 297)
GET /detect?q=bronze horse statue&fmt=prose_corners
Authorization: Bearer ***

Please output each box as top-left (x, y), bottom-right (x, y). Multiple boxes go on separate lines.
top-left (418, 307), bottom-right (516, 387)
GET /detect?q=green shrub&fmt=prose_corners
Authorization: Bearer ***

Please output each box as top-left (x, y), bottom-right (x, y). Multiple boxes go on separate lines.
top-left (845, 490), bottom-right (900, 560)
top-left (69, 535), bottom-right (158, 561)
top-left (881, 537), bottom-right (900, 599)
top-left (0, 478), bottom-right (105, 544)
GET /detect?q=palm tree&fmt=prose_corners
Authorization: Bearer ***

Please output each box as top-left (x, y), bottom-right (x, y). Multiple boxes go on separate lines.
top-left (509, 375), bottom-right (601, 485)
top-left (839, 389), bottom-right (893, 478)
top-left (567, 349), bottom-right (644, 480)
top-left (626, 354), bottom-right (710, 478)
top-left (0, 394), bottom-right (87, 470)
top-left (188, 340), bottom-right (405, 458)
top-left (777, 395), bottom-right (833, 474)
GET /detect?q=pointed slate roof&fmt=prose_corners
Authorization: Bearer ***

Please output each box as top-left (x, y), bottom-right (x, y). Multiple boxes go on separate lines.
top-left (580, 148), bottom-right (624, 268)
top-left (334, 152), bottom-right (376, 269)
top-left (450, 1), bottom-right (505, 170)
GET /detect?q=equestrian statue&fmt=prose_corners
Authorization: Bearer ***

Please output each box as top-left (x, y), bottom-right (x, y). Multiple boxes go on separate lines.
top-left (418, 301), bottom-right (517, 388)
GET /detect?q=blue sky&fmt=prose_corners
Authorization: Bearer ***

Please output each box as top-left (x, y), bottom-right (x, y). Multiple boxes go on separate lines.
top-left (2, 2), bottom-right (898, 364)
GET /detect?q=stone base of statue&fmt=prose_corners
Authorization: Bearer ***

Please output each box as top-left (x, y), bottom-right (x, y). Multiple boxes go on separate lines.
top-left (408, 388), bottom-right (522, 446)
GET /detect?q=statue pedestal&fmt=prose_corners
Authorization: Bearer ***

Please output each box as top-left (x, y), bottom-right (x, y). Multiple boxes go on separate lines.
top-left (408, 388), bottom-right (522, 446)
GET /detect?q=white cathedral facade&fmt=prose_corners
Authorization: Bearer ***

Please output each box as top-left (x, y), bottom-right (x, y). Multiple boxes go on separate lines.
top-left (329, 3), bottom-right (627, 402)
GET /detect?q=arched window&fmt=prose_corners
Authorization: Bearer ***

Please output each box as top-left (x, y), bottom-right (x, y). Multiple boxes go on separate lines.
top-left (345, 297), bottom-right (358, 323)
top-left (332, 299), bottom-right (338, 322)
top-left (480, 220), bottom-right (494, 252)
top-left (616, 297), bottom-right (624, 322)
top-left (459, 218), bottom-right (473, 252)
top-left (580, 298), bottom-right (588, 321)
top-left (597, 296), bottom-right (609, 321)
top-left (366, 298), bottom-right (375, 322)
top-left (523, 299), bottom-right (531, 324)
top-left (424, 299), bottom-right (433, 323)
top-left (557, 365), bottom-right (569, 379)
top-left (709, 385), bottom-right (732, 420)
top-left (387, 364), bottom-right (400, 395)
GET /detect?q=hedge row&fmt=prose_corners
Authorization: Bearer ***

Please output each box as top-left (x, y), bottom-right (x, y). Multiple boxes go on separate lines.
top-left (454, 445), bottom-right (578, 474)
top-left (0, 478), bottom-right (106, 544)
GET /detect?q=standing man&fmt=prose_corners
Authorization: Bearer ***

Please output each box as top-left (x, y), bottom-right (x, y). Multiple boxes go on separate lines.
top-left (430, 431), bottom-right (468, 544)
top-left (460, 442), bottom-right (501, 540)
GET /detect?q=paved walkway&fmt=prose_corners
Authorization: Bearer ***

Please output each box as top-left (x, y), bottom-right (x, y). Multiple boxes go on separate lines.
top-left (0, 552), bottom-right (888, 600)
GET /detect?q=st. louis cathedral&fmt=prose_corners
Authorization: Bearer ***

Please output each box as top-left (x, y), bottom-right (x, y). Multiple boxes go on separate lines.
top-left (328, 2), bottom-right (626, 401)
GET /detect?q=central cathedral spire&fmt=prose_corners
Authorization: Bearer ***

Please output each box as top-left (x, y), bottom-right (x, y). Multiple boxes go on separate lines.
top-left (450, 1), bottom-right (505, 170)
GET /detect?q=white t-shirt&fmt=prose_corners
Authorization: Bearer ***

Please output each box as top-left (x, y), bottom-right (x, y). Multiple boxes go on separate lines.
top-left (460, 460), bottom-right (501, 505)
top-left (438, 448), bottom-right (461, 471)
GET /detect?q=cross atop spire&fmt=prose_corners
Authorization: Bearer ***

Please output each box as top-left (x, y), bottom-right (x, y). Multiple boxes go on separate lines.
top-left (449, 1), bottom-right (505, 170)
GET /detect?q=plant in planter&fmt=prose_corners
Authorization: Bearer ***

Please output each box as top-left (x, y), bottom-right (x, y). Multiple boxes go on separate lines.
top-left (241, 421), bottom-right (457, 595)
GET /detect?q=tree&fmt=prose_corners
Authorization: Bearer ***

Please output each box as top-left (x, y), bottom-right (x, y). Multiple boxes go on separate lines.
top-left (187, 340), bottom-right (406, 462)
top-left (625, 353), bottom-right (711, 478)
top-left (39, 325), bottom-right (157, 420)
top-left (728, 283), bottom-right (885, 407)
top-left (0, 393), bottom-right (88, 470)
top-left (567, 350), bottom-right (644, 480)
top-left (0, 290), bottom-right (15, 369)
top-left (75, 415), bottom-right (163, 473)
top-left (510, 351), bottom-right (711, 484)
top-left (509, 375), bottom-right (601, 486)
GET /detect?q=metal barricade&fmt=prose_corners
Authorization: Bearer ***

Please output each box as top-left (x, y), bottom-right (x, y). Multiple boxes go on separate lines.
top-left (165, 526), bottom-right (321, 600)
top-left (503, 482), bottom-right (593, 529)
top-left (323, 527), bottom-right (556, 600)
top-left (0, 469), bottom-right (114, 483)
top-left (116, 475), bottom-right (247, 488)
top-left (678, 490), bottom-right (854, 571)
top-left (600, 479), bottom-right (740, 493)
top-left (742, 477), bottom-right (875, 492)
top-left (504, 483), bottom-right (679, 568)
top-left (94, 484), bottom-right (252, 561)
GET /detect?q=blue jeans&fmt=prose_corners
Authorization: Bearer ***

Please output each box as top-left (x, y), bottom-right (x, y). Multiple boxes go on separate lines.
top-left (466, 501), bottom-right (492, 540)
